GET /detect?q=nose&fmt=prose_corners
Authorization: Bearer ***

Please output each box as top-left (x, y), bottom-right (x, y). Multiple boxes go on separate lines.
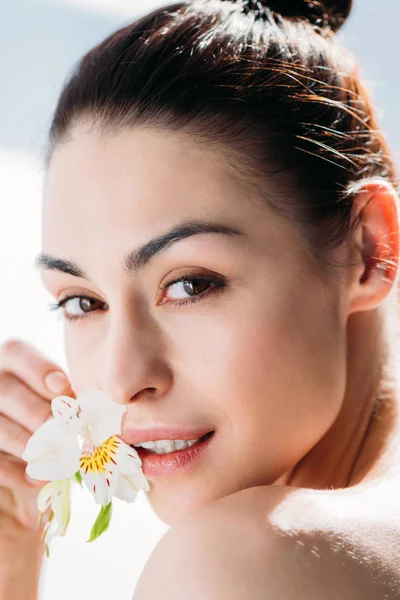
top-left (101, 311), bottom-right (172, 405)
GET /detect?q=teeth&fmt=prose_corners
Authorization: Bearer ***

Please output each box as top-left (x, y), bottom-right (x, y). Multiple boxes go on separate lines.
top-left (174, 440), bottom-right (188, 451)
top-left (134, 438), bottom-right (200, 454)
top-left (140, 441), bottom-right (156, 449)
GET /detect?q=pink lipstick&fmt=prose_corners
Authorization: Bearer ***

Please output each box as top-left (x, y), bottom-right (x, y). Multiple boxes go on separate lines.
top-left (132, 431), bottom-right (215, 477)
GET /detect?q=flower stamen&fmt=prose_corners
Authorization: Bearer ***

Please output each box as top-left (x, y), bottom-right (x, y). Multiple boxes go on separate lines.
top-left (79, 435), bottom-right (120, 474)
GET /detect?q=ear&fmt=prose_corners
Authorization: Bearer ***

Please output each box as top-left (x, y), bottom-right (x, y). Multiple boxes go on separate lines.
top-left (348, 179), bottom-right (400, 315)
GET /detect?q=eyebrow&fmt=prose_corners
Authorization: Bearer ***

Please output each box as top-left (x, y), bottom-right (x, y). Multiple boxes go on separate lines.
top-left (34, 220), bottom-right (245, 278)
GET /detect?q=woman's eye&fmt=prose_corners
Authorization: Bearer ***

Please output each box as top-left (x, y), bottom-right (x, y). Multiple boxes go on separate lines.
top-left (160, 274), bottom-right (226, 306)
top-left (164, 277), bottom-right (213, 301)
top-left (49, 296), bottom-right (105, 322)
top-left (49, 273), bottom-right (226, 322)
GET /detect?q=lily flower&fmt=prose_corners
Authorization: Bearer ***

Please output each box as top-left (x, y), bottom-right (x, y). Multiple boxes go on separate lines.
top-left (22, 389), bottom-right (150, 550)
top-left (36, 478), bottom-right (72, 554)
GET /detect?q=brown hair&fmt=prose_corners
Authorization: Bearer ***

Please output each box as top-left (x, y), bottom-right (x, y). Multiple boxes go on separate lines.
top-left (45, 0), bottom-right (399, 273)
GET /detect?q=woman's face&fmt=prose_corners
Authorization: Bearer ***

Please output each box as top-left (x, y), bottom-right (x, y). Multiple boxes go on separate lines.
top-left (41, 125), bottom-right (349, 524)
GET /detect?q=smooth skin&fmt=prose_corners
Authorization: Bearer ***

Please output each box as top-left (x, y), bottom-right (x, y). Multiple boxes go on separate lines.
top-left (1, 123), bottom-right (399, 598)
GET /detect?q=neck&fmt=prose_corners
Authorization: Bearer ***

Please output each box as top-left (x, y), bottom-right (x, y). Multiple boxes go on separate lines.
top-left (275, 302), bottom-right (400, 490)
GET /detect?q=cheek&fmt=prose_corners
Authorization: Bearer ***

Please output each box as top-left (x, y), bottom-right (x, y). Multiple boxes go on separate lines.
top-left (199, 283), bottom-right (346, 465)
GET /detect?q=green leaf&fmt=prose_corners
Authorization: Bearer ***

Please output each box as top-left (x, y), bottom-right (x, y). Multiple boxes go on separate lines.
top-left (74, 470), bottom-right (83, 487)
top-left (87, 501), bottom-right (113, 543)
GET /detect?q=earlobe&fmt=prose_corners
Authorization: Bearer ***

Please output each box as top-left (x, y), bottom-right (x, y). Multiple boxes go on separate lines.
top-left (347, 179), bottom-right (400, 315)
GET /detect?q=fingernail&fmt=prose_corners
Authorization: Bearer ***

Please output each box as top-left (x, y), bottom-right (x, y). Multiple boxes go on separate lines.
top-left (44, 371), bottom-right (69, 394)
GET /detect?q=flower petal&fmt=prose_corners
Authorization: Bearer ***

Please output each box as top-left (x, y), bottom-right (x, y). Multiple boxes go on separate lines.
top-left (113, 475), bottom-right (139, 502)
top-left (37, 480), bottom-right (63, 513)
top-left (75, 389), bottom-right (126, 446)
top-left (42, 513), bottom-right (60, 550)
top-left (133, 470), bottom-right (150, 493)
top-left (51, 395), bottom-right (82, 436)
top-left (51, 478), bottom-right (71, 536)
top-left (80, 435), bottom-right (146, 505)
top-left (23, 419), bottom-right (81, 480)
top-left (80, 435), bottom-right (122, 505)
top-left (114, 471), bottom-right (150, 502)
top-left (115, 438), bottom-right (143, 473)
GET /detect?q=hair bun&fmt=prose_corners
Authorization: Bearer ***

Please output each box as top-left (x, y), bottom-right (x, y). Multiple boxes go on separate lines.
top-left (241, 1), bottom-right (353, 33)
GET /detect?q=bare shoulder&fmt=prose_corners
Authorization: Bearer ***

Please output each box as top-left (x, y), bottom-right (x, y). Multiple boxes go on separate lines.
top-left (133, 481), bottom-right (400, 599)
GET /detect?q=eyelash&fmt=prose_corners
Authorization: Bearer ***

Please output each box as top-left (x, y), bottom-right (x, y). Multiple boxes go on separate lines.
top-left (48, 272), bottom-right (226, 323)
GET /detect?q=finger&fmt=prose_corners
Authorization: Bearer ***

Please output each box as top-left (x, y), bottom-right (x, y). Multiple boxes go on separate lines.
top-left (0, 373), bottom-right (53, 433)
top-left (0, 338), bottom-right (74, 399)
top-left (0, 413), bottom-right (34, 461)
top-left (0, 451), bottom-right (34, 487)
top-left (0, 452), bottom-right (48, 489)
top-left (0, 452), bottom-right (48, 527)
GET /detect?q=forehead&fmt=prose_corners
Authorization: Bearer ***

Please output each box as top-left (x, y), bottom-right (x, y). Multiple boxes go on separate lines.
top-left (45, 125), bottom-right (239, 207)
top-left (45, 127), bottom-right (245, 227)
top-left (41, 126), bottom-right (280, 256)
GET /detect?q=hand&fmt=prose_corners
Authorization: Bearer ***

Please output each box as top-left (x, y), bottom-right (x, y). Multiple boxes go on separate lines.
top-left (0, 338), bottom-right (75, 539)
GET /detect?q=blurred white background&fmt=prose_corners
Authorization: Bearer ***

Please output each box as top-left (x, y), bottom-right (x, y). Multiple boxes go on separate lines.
top-left (0, 0), bottom-right (399, 598)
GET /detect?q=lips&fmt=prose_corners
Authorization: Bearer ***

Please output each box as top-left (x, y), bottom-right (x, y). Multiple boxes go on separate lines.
top-left (132, 431), bottom-right (213, 453)
top-left (120, 425), bottom-right (215, 447)
top-left (133, 431), bottom-right (215, 477)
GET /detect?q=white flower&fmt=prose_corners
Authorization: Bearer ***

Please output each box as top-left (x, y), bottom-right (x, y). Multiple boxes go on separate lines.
top-left (37, 478), bottom-right (72, 554)
top-left (22, 389), bottom-right (150, 550)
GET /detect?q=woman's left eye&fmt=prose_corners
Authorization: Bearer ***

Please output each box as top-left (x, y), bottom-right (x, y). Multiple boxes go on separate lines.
top-left (48, 273), bottom-right (226, 322)
top-left (159, 273), bottom-right (226, 307)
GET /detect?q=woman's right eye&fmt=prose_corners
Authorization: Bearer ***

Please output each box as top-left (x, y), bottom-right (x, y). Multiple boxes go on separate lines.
top-left (49, 270), bottom-right (225, 322)
top-left (49, 296), bottom-right (106, 322)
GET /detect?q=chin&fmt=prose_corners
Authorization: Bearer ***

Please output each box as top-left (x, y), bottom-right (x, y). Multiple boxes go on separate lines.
top-left (144, 472), bottom-right (260, 525)
top-left (145, 485), bottom-right (219, 525)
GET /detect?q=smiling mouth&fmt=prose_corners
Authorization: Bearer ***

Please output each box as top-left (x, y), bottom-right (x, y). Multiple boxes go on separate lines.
top-left (198, 431), bottom-right (214, 444)
top-left (130, 431), bottom-right (214, 456)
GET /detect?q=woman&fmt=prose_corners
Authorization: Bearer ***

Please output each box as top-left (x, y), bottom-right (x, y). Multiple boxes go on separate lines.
top-left (0, 0), bottom-right (399, 597)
